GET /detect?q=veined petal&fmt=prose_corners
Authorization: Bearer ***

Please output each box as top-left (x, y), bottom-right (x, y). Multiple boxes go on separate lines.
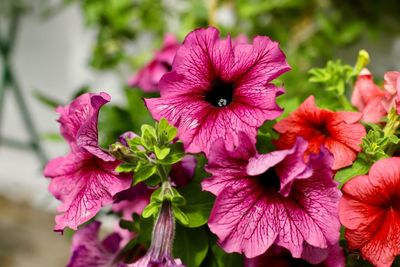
top-left (45, 151), bottom-right (131, 231)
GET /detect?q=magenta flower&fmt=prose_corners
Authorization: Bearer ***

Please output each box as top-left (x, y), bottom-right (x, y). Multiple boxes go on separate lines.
top-left (244, 244), bottom-right (345, 267)
top-left (67, 221), bottom-right (124, 267)
top-left (145, 27), bottom-right (290, 155)
top-left (129, 33), bottom-right (180, 92)
top-left (44, 93), bottom-right (131, 231)
top-left (202, 133), bottom-right (341, 262)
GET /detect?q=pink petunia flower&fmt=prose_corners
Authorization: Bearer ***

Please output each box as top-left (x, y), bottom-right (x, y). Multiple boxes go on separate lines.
top-left (351, 69), bottom-right (400, 122)
top-left (351, 68), bottom-right (391, 123)
top-left (244, 244), bottom-right (345, 267)
top-left (339, 157), bottom-right (400, 267)
top-left (129, 33), bottom-right (180, 92)
top-left (44, 93), bottom-right (131, 231)
top-left (384, 71), bottom-right (400, 115)
top-left (273, 95), bottom-right (366, 170)
top-left (145, 27), bottom-right (290, 155)
top-left (202, 133), bottom-right (342, 262)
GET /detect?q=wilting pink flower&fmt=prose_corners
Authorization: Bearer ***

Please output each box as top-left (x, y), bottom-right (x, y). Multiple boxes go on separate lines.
top-left (67, 221), bottom-right (123, 267)
top-left (128, 201), bottom-right (185, 267)
top-left (145, 27), bottom-right (290, 155)
top-left (202, 133), bottom-right (341, 262)
top-left (274, 96), bottom-right (366, 170)
top-left (129, 34), bottom-right (180, 92)
top-left (244, 244), bottom-right (345, 267)
top-left (339, 157), bottom-right (400, 267)
top-left (44, 93), bottom-right (131, 231)
top-left (351, 68), bottom-right (390, 123)
top-left (67, 221), bottom-right (146, 267)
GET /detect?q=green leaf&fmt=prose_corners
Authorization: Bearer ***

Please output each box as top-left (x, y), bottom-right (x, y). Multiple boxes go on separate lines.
top-left (134, 164), bottom-right (157, 184)
top-left (173, 225), bottom-right (209, 267)
top-left (178, 183), bottom-right (214, 228)
top-left (142, 202), bottom-right (161, 218)
top-left (156, 118), bottom-right (178, 145)
top-left (154, 146), bottom-right (170, 160)
top-left (34, 90), bottom-right (62, 109)
top-left (173, 206), bottom-right (190, 226)
top-left (210, 242), bottom-right (243, 267)
top-left (115, 163), bottom-right (134, 173)
top-left (335, 156), bottom-right (370, 187)
top-left (119, 219), bottom-right (136, 231)
top-left (141, 124), bottom-right (157, 139)
top-left (159, 142), bottom-right (185, 164)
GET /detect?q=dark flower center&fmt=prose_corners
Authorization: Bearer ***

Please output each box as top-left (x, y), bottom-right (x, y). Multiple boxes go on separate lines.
top-left (310, 121), bottom-right (329, 137)
top-left (161, 61), bottom-right (172, 72)
top-left (205, 78), bottom-right (235, 107)
top-left (257, 168), bottom-right (281, 192)
top-left (389, 196), bottom-right (400, 212)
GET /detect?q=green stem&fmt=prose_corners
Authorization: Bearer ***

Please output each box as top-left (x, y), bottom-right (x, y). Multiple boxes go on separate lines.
top-left (157, 164), bottom-right (169, 182)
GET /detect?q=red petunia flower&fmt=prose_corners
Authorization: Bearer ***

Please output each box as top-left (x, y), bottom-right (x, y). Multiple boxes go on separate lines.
top-left (273, 96), bottom-right (366, 170)
top-left (339, 157), bottom-right (400, 267)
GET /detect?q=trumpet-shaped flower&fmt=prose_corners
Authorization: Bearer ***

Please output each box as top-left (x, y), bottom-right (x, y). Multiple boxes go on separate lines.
top-left (202, 133), bottom-right (341, 263)
top-left (274, 96), bottom-right (366, 170)
top-left (145, 27), bottom-right (290, 155)
top-left (339, 157), bottom-right (400, 267)
top-left (44, 93), bottom-right (131, 231)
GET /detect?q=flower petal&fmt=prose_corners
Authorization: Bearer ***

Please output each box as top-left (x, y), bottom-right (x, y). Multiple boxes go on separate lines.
top-left (45, 152), bottom-right (131, 231)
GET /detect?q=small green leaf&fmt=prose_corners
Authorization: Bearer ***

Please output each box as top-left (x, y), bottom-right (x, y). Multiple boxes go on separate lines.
top-left (115, 163), bottom-right (134, 173)
top-left (335, 156), bottom-right (370, 187)
top-left (127, 137), bottom-right (143, 149)
top-left (173, 206), bottom-right (190, 226)
top-left (154, 146), bottom-right (171, 160)
top-left (141, 124), bottom-right (157, 138)
top-left (167, 127), bottom-right (178, 142)
top-left (178, 183), bottom-right (214, 228)
top-left (173, 225), bottom-right (209, 267)
top-left (119, 219), bottom-right (136, 232)
top-left (159, 143), bottom-right (184, 164)
top-left (142, 202), bottom-right (161, 218)
top-left (150, 188), bottom-right (163, 203)
top-left (134, 164), bottom-right (157, 184)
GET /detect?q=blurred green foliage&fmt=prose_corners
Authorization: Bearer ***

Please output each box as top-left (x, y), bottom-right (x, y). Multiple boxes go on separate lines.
top-left (60, 0), bottom-right (400, 106)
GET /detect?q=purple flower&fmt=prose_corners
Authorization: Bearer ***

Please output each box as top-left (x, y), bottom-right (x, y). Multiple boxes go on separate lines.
top-left (127, 201), bottom-right (185, 267)
top-left (145, 27), bottom-right (290, 155)
top-left (129, 33), bottom-right (180, 92)
top-left (44, 93), bottom-right (131, 231)
top-left (202, 133), bottom-right (342, 263)
top-left (244, 244), bottom-right (345, 267)
top-left (67, 221), bottom-right (124, 267)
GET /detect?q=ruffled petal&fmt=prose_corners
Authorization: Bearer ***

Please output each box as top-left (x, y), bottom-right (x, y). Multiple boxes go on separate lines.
top-left (57, 92), bottom-right (114, 161)
top-left (145, 96), bottom-right (261, 154)
top-left (67, 221), bottom-right (123, 267)
top-left (202, 132), bottom-right (256, 195)
top-left (231, 36), bottom-right (291, 86)
top-left (45, 151), bottom-right (131, 231)
top-left (339, 157), bottom-right (400, 267)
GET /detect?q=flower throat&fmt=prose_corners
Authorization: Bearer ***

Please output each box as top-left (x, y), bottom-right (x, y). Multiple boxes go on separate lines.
top-left (258, 168), bottom-right (281, 192)
top-left (205, 78), bottom-right (234, 107)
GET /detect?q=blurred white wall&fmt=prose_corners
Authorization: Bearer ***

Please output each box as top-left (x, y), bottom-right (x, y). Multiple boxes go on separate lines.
top-left (0, 3), bottom-right (123, 210)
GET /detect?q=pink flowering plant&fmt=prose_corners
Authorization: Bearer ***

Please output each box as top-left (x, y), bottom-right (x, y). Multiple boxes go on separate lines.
top-left (44, 27), bottom-right (400, 267)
